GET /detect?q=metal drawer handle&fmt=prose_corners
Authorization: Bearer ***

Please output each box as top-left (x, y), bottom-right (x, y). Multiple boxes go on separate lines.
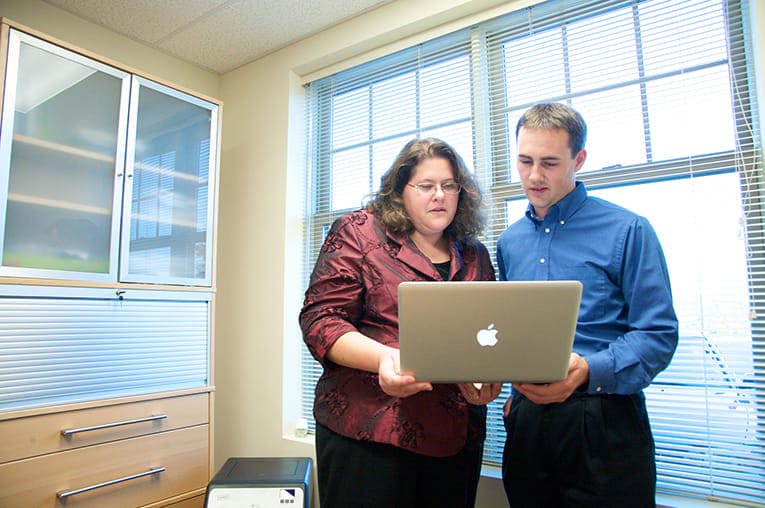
top-left (57, 466), bottom-right (166, 499)
top-left (61, 413), bottom-right (168, 436)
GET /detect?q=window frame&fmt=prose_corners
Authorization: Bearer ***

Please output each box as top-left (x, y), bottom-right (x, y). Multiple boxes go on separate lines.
top-left (301, 0), bottom-right (764, 505)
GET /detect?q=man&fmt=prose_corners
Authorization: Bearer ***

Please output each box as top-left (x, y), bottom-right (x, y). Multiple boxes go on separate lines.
top-left (497, 102), bottom-right (679, 507)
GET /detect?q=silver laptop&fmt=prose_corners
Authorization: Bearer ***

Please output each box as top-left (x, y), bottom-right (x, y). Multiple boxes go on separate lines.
top-left (398, 280), bottom-right (582, 383)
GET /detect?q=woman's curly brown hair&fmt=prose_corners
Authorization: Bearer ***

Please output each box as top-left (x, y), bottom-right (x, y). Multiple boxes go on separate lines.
top-left (366, 138), bottom-right (486, 242)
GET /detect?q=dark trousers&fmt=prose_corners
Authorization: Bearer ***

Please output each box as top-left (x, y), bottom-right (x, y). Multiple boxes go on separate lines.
top-left (502, 391), bottom-right (656, 508)
top-left (315, 423), bottom-right (483, 508)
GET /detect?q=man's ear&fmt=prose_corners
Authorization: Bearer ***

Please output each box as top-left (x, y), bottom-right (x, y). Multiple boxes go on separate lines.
top-left (574, 149), bottom-right (587, 172)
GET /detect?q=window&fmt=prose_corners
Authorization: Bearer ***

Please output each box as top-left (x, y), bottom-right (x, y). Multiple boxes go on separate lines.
top-left (130, 151), bottom-right (176, 274)
top-left (301, 0), bottom-right (763, 504)
top-left (132, 151), bottom-right (176, 241)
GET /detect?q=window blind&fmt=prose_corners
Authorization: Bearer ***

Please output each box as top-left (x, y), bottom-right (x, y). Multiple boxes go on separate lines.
top-left (301, 0), bottom-right (763, 504)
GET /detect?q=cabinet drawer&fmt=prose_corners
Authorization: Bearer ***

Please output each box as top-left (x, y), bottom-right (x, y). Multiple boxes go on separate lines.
top-left (0, 393), bottom-right (209, 463)
top-left (144, 492), bottom-right (205, 508)
top-left (0, 424), bottom-right (209, 508)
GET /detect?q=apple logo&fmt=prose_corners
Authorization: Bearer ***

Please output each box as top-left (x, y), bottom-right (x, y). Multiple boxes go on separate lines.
top-left (476, 323), bottom-right (499, 347)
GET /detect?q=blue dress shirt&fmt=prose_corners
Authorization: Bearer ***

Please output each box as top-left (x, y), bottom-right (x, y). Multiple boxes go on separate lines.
top-left (496, 181), bottom-right (679, 395)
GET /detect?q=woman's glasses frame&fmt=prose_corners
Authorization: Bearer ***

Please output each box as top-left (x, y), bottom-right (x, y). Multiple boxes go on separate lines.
top-left (406, 182), bottom-right (462, 196)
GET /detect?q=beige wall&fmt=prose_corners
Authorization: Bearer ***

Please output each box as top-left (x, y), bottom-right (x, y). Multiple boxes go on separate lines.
top-left (3, 0), bottom-right (764, 506)
top-left (215, 2), bottom-right (525, 507)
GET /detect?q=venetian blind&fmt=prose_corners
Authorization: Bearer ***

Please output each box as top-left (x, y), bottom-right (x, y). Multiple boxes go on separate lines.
top-left (301, 0), bottom-right (763, 505)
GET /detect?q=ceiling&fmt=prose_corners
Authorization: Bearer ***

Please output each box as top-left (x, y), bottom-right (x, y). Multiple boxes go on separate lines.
top-left (42, 0), bottom-right (394, 74)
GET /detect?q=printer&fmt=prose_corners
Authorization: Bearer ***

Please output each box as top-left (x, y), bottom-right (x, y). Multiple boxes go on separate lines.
top-left (204, 457), bottom-right (312, 508)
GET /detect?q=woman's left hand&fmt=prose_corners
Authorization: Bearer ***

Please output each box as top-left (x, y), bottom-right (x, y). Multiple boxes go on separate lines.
top-left (378, 350), bottom-right (433, 398)
top-left (458, 382), bottom-right (503, 405)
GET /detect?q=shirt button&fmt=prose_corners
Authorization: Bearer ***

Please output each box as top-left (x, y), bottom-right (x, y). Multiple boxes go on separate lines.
top-left (545, 227), bottom-right (551, 233)
top-left (539, 258), bottom-right (545, 263)
top-left (560, 220), bottom-right (565, 225)
top-left (596, 386), bottom-right (602, 392)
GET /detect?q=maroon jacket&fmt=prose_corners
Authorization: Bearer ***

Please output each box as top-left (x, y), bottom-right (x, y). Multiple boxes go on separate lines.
top-left (300, 210), bottom-right (495, 457)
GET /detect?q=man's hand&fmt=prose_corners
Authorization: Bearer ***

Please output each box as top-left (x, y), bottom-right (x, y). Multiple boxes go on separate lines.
top-left (458, 382), bottom-right (503, 405)
top-left (513, 353), bottom-right (589, 404)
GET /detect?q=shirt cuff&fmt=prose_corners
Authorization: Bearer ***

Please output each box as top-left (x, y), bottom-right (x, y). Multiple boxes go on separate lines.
top-left (584, 350), bottom-right (614, 394)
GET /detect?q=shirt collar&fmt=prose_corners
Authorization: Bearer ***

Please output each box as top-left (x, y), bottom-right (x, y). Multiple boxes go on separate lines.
top-left (385, 226), bottom-right (465, 278)
top-left (526, 181), bottom-right (588, 224)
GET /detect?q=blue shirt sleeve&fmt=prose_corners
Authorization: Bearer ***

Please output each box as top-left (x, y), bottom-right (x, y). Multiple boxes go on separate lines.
top-left (585, 217), bottom-right (679, 394)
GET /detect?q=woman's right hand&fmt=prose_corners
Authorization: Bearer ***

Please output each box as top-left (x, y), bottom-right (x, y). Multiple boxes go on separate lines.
top-left (378, 350), bottom-right (433, 398)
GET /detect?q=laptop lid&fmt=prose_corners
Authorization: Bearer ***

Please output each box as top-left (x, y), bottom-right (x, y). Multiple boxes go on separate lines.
top-left (397, 280), bottom-right (582, 383)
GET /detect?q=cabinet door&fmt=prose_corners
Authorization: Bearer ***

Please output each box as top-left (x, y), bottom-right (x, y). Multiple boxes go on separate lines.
top-left (0, 285), bottom-right (211, 413)
top-left (121, 77), bottom-right (218, 286)
top-left (0, 29), bottom-right (130, 281)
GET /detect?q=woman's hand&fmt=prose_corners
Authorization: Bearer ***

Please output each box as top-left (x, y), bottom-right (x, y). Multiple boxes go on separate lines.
top-left (378, 350), bottom-right (433, 398)
top-left (458, 382), bottom-right (503, 405)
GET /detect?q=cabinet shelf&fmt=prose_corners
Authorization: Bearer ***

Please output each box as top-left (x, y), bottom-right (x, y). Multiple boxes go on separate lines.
top-left (13, 133), bottom-right (116, 164)
top-left (7, 192), bottom-right (112, 215)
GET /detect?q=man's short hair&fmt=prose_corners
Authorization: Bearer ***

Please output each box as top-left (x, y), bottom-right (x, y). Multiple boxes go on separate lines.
top-left (516, 103), bottom-right (587, 156)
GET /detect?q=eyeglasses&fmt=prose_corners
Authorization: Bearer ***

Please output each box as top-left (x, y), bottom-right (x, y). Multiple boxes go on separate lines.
top-left (406, 182), bottom-right (462, 196)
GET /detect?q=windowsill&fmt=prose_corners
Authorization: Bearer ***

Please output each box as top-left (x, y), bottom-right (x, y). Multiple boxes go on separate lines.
top-left (654, 494), bottom-right (744, 508)
top-left (282, 433), bottom-right (315, 446)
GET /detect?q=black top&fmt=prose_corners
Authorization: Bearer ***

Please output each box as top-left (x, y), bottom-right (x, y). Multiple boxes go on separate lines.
top-left (434, 260), bottom-right (451, 280)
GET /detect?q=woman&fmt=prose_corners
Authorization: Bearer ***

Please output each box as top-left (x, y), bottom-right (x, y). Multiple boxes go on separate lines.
top-left (300, 138), bottom-right (501, 507)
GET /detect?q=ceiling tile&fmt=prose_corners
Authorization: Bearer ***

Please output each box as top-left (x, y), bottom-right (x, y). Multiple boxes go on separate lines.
top-left (42, 0), bottom-right (393, 74)
top-left (44, 0), bottom-right (231, 43)
top-left (161, 0), bottom-right (392, 73)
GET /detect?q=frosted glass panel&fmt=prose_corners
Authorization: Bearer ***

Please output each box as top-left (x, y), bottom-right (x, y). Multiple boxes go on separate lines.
top-left (0, 32), bottom-right (128, 278)
top-left (124, 79), bottom-right (216, 284)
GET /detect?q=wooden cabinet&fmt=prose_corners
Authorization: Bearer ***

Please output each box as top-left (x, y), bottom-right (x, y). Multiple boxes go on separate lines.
top-left (0, 392), bottom-right (211, 508)
top-left (0, 392), bottom-right (209, 463)
top-left (143, 493), bottom-right (205, 508)
top-left (0, 19), bottom-right (219, 508)
top-left (0, 423), bottom-right (209, 507)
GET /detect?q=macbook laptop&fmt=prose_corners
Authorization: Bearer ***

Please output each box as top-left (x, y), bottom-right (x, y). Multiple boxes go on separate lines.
top-left (397, 280), bottom-right (582, 383)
